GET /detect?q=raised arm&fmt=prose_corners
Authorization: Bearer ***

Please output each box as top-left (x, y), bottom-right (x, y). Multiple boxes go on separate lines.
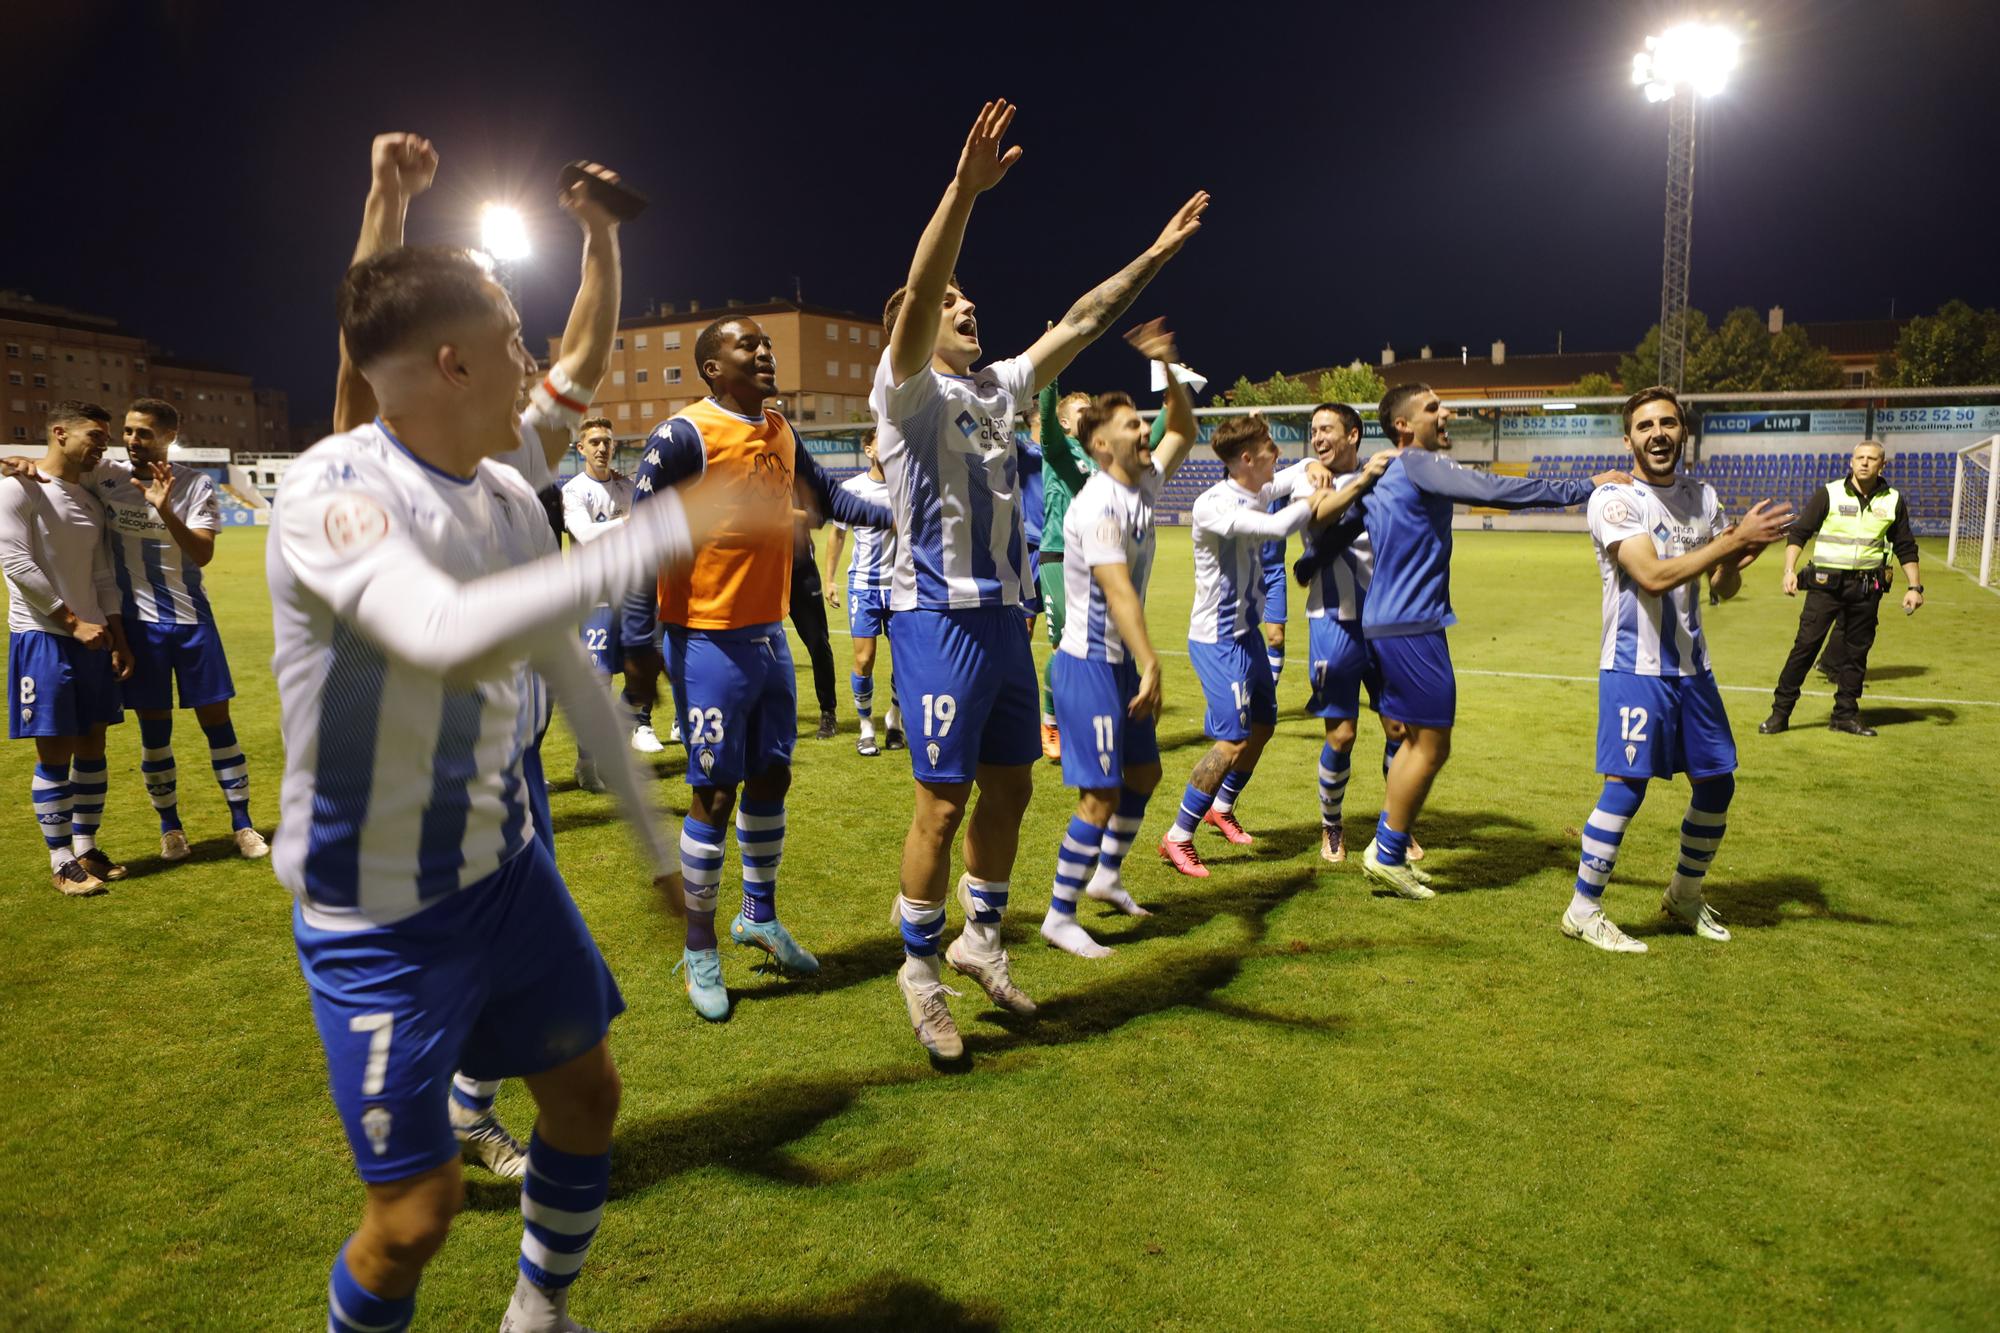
top-left (1038, 380), bottom-right (1091, 491)
top-left (529, 166), bottom-right (625, 469)
top-left (1401, 447), bottom-right (1624, 511)
top-left (1023, 190), bottom-right (1209, 394)
top-left (140, 463), bottom-right (217, 567)
top-left (1124, 319), bottom-right (1197, 479)
top-left (335, 134), bottom-right (437, 433)
top-left (889, 101), bottom-right (1023, 384)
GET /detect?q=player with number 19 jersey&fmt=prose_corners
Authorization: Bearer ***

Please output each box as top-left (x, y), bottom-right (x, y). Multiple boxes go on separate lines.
top-left (1587, 475), bottom-right (1737, 780)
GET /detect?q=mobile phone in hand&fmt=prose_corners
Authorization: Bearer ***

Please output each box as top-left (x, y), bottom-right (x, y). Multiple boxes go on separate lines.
top-left (561, 162), bottom-right (647, 222)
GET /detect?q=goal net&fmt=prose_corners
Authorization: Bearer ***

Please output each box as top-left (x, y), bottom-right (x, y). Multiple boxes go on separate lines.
top-left (1948, 436), bottom-right (1999, 590)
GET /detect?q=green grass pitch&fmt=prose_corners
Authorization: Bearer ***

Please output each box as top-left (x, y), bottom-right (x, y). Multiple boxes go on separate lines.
top-left (4, 527), bottom-right (1997, 1330)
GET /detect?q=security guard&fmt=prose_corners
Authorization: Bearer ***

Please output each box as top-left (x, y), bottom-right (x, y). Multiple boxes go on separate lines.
top-left (1759, 439), bottom-right (1923, 736)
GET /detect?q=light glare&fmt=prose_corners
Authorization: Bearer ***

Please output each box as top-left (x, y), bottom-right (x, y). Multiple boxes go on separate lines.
top-left (480, 204), bottom-right (531, 262)
top-left (1633, 22), bottom-right (1739, 102)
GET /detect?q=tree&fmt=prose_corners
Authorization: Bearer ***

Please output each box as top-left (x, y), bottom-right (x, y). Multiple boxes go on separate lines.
top-left (1226, 360), bottom-right (1386, 408)
top-left (1884, 300), bottom-right (2000, 387)
top-left (1566, 372), bottom-right (1619, 399)
top-left (1619, 309), bottom-right (1711, 391)
top-left (1618, 307), bottom-right (1839, 394)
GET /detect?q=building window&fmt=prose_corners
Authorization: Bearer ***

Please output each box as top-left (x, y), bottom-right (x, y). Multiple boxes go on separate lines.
top-left (868, 330), bottom-right (881, 348)
top-left (612, 370), bottom-right (625, 386)
top-left (65, 353), bottom-right (75, 362)
top-left (4, 344), bottom-right (18, 357)
top-left (636, 334), bottom-right (649, 349)
top-left (6, 373), bottom-right (18, 385)
top-left (639, 402), bottom-right (654, 419)
top-left (9, 398), bottom-right (23, 412)
top-left (31, 346), bottom-right (46, 361)
top-left (9, 427), bottom-right (23, 440)
top-left (614, 336), bottom-right (624, 351)
top-left (173, 388), bottom-right (184, 400)
top-left (663, 330), bottom-right (681, 350)
top-left (849, 363), bottom-right (863, 379)
top-left (617, 403), bottom-right (631, 420)
top-left (825, 323), bottom-right (838, 341)
top-left (665, 367), bottom-right (681, 384)
top-left (635, 369), bottom-right (648, 383)
top-left (32, 374), bottom-right (46, 388)
top-left (134, 358), bottom-right (145, 372)
top-left (848, 327), bottom-right (860, 343)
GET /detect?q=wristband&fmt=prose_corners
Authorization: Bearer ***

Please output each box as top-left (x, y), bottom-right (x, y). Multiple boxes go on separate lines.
top-left (1910, 585), bottom-right (1924, 594)
top-left (527, 363), bottom-right (595, 433)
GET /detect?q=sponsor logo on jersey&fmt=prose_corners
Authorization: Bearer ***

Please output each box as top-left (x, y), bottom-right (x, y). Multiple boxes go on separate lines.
top-left (955, 410), bottom-right (978, 438)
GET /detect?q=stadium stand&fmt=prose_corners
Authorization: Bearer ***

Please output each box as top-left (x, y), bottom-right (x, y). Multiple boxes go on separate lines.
top-left (1527, 449), bottom-right (1955, 535)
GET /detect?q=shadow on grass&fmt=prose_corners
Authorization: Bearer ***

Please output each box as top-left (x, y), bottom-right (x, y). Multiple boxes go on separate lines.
top-left (645, 1275), bottom-right (1002, 1332)
top-left (1374, 807), bottom-right (1557, 895)
top-left (1856, 663), bottom-right (1927, 682)
top-left (1704, 875), bottom-right (1887, 929)
top-left (460, 867), bottom-right (1353, 1212)
top-left (1859, 705), bottom-right (1956, 728)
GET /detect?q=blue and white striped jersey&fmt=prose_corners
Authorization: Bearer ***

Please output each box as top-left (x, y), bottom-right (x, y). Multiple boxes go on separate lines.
top-left (1285, 465), bottom-right (1372, 622)
top-left (1588, 476), bottom-right (1723, 677)
top-left (562, 470), bottom-right (635, 544)
top-left (92, 460), bottom-right (221, 626)
top-left (870, 351), bottom-right (1036, 612)
top-left (1059, 464), bottom-right (1161, 664)
top-left (1188, 476), bottom-right (1313, 644)
top-left (835, 473), bottom-right (896, 591)
top-left (268, 422), bottom-right (558, 929)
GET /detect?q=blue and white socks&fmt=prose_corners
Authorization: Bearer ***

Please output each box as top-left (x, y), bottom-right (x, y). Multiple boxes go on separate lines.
top-left (449, 1073), bottom-right (500, 1120)
top-left (1043, 817), bottom-right (1109, 957)
top-left (1670, 774), bottom-right (1733, 906)
top-left (1572, 778), bottom-right (1647, 919)
top-left (33, 763), bottom-right (72, 873)
top-left (201, 719), bottom-right (253, 831)
top-left (68, 756), bottom-right (107, 855)
top-left (851, 671), bottom-right (875, 741)
top-left (680, 817), bottom-right (724, 952)
top-left (328, 1242), bottom-right (414, 1333)
top-left (140, 715), bottom-right (179, 832)
top-left (736, 799), bottom-right (784, 925)
top-left (1372, 813), bottom-right (1413, 867)
top-left (1086, 787), bottom-right (1151, 913)
top-left (1166, 784), bottom-right (1214, 844)
top-left (1212, 768), bottom-right (1252, 817)
top-left (1318, 742), bottom-right (1351, 832)
top-left (509, 1133), bottom-right (609, 1327)
top-left (898, 894), bottom-right (945, 983)
top-left (1266, 639), bottom-right (1285, 689)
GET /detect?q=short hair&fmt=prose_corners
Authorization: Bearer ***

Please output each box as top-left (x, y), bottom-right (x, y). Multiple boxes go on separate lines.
top-left (692, 317), bottom-right (747, 387)
top-left (1210, 414), bottom-right (1274, 464)
top-left (1621, 385), bottom-right (1683, 436)
top-left (881, 273), bottom-right (962, 340)
top-left (1854, 438), bottom-right (1886, 457)
top-left (49, 400), bottom-right (110, 431)
top-left (577, 416), bottom-right (613, 434)
top-left (1312, 401), bottom-right (1362, 438)
top-left (338, 246), bottom-right (500, 370)
top-left (128, 396), bottom-right (179, 431)
top-left (1377, 383), bottom-right (1432, 444)
top-left (1076, 391), bottom-right (1135, 453)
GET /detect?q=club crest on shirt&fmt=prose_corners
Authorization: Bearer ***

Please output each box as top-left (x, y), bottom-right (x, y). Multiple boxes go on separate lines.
top-left (362, 1106), bottom-right (392, 1156)
top-left (1099, 752), bottom-right (1112, 775)
top-left (926, 741), bottom-right (941, 767)
top-left (698, 748), bottom-right (714, 775)
top-left (323, 495), bottom-right (390, 553)
top-left (1602, 498), bottom-right (1633, 526)
top-left (1624, 743), bottom-right (1638, 764)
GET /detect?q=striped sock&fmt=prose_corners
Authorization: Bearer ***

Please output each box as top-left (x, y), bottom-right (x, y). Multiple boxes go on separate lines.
top-left (33, 762), bottom-right (73, 873)
top-left (450, 1074), bottom-right (500, 1116)
top-left (850, 671), bottom-right (874, 722)
top-left (1573, 779), bottom-right (1647, 917)
top-left (1213, 768), bottom-right (1252, 816)
top-left (680, 817), bottom-right (724, 951)
top-left (1382, 736), bottom-right (1403, 778)
top-left (201, 720), bottom-right (252, 830)
top-left (1168, 783), bottom-right (1214, 843)
top-left (518, 1133), bottom-right (609, 1292)
top-left (1049, 816), bottom-right (1106, 915)
top-left (68, 756), bottom-right (107, 855)
top-left (1373, 812), bottom-right (1412, 866)
top-left (898, 895), bottom-right (945, 982)
top-left (1267, 646), bottom-right (1285, 688)
top-left (963, 875), bottom-right (1009, 951)
top-left (328, 1242), bottom-right (414, 1333)
top-left (1087, 787), bottom-right (1150, 894)
top-left (139, 714), bottom-right (180, 833)
top-left (1318, 743), bottom-right (1351, 830)
top-left (736, 798), bottom-right (784, 924)
top-left (1669, 773), bottom-right (1734, 904)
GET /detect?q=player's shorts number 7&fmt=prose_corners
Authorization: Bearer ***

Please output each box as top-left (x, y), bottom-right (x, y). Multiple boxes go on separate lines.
top-left (349, 1012), bottom-right (394, 1096)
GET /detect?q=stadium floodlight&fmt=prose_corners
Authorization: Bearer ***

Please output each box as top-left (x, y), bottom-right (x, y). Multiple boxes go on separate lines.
top-left (1635, 22), bottom-right (1740, 393)
top-left (479, 204), bottom-right (531, 263)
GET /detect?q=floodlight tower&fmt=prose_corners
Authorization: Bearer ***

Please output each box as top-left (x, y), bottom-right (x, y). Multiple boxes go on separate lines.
top-left (1633, 23), bottom-right (1739, 390)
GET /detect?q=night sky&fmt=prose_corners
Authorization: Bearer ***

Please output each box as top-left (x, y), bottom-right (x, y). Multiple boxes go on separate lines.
top-left (8, 0), bottom-right (1997, 421)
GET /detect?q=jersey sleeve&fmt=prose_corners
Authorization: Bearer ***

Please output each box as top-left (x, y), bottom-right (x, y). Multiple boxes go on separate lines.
top-left (184, 474), bottom-right (222, 532)
top-left (797, 433), bottom-right (891, 530)
top-left (1038, 381), bottom-right (1091, 491)
top-left (989, 355), bottom-right (1037, 413)
top-left (873, 350), bottom-right (940, 431)
top-left (631, 418), bottom-right (707, 506)
top-left (1074, 492), bottom-right (1127, 569)
top-left (0, 479), bottom-right (64, 617)
top-left (1404, 448), bottom-right (1594, 508)
top-left (1587, 487), bottom-right (1649, 549)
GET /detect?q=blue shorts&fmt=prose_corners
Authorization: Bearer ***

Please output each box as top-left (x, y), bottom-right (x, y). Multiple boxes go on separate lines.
top-left (1371, 630), bottom-right (1456, 729)
top-left (885, 606), bottom-right (1040, 782)
top-left (848, 587), bottom-right (891, 640)
top-left (122, 619), bottom-right (235, 711)
top-left (1596, 670), bottom-right (1738, 781)
top-left (9, 630), bottom-right (122, 738)
top-left (580, 603), bottom-right (624, 676)
top-left (1052, 653), bottom-right (1159, 790)
top-left (1261, 556), bottom-right (1288, 625)
top-left (294, 838), bottom-right (624, 1183)
top-left (1188, 632), bottom-right (1278, 742)
top-left (1306, 617), bottom-right (1379, 720)
top-left (666, 626), bottom-right (797, 789)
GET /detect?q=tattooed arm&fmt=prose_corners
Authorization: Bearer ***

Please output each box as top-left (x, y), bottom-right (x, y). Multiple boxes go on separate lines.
top-left (1023, 191), bottom-right (1209, 394)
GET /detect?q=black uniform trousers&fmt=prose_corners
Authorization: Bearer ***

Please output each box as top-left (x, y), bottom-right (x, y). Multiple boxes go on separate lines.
top-left (1772, 565), bottom-right (1881, 722)
top-left (789, 548), bottom-right (839, 717)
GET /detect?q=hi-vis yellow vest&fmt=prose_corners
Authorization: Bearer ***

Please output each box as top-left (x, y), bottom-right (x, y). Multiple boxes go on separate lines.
top-left (1813, 479), bottom-right (1899, 570)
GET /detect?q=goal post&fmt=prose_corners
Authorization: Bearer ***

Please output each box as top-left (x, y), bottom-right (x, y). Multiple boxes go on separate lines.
top-left (1947, 435), bottom-right (1999, 590)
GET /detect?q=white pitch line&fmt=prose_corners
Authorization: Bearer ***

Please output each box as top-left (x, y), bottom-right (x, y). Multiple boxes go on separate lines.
top-left (805, 623), bottom-right (2000, 710)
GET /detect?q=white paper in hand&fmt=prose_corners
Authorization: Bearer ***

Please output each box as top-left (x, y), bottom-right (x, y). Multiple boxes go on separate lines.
top-left (1149, 361), bottom-right (1208, 395)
